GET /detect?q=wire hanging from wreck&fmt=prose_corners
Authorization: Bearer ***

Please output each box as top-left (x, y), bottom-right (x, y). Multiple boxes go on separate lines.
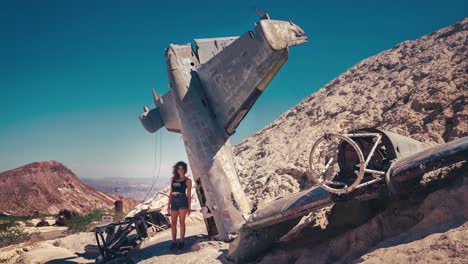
top-left (141, 129), bottom-right (163, 205)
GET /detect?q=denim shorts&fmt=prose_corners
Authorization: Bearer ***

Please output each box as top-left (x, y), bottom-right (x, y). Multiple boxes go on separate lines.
top-left (171, 194), bottom-right (188, 211)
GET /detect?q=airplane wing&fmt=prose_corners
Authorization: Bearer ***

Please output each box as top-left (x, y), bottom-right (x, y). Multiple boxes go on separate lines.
top-left (196, 19), bottom-right (307, 135)
top-left (139, 89), bottom-right (181, 133)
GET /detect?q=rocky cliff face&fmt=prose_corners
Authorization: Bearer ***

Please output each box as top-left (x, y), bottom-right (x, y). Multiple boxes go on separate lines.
top-left (0, 161), bottom-right (132, 215)
top-left (234, 18), bottom-right (467, 208)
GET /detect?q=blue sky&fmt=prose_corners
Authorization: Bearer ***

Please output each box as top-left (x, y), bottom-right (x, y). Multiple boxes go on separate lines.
top-left (0, 0), bottom-right (466, 182)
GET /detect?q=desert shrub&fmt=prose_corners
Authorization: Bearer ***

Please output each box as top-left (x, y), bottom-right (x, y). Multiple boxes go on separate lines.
top-left (0, 216), bottom-right (29, 225)
top-left (0, 227), bottom-right (31, 248)
top-left (65, 209), bottom-right (103, 233)
top-left (64, 209), bottom-right (126, 233)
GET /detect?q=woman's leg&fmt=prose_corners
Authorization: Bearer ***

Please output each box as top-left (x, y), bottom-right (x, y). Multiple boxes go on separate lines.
top-left (170, 210), bottom-right (179, 242)
top-left (178, 208), bottom-right (187, 242)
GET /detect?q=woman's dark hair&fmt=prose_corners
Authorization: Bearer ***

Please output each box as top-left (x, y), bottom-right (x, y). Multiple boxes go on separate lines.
top-left (173, 161), bottom-right (187, 180)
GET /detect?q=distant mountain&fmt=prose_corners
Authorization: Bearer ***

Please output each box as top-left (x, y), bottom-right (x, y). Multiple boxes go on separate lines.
top-left (82, 177), bottom-right (166, 200)
top-left (0, 161), bottom-right (138, 215)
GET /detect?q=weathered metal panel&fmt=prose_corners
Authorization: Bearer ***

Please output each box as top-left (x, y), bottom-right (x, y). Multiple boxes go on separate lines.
top-left (379, 130), bottom-right (430, 159)
top-left (197, 19), bottom-right (307, 135)
top-left (165, 44), bottom-right (198, 100)
top-left (197, 30), bottom-right (287, 135)
top-left (195, 37), bottom-right (239, 64)
top-left (139, 107), bottom-right (163, 133)
top-left (387, 136), bottom-right (468, 194)
top-left (138, 90), bottom-right (182, 134)
top-left (245, 186), bottom-right (332, 229)
top-left (157, 91), bottom-right (181, 133)
top-left (257, 19), bottom-right (307, 50)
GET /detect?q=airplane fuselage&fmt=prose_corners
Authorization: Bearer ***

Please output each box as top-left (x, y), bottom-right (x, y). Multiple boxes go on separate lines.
top-left (139, 15), bottom-right (308, 240)
top-left (165, 44), bottom-right (251, 240)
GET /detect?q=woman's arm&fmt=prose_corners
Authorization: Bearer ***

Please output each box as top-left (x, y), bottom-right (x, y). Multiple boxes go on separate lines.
top-left (167, 177), bottom-right (173, 215)
top-left (186, 179), bottom-right (192, 216)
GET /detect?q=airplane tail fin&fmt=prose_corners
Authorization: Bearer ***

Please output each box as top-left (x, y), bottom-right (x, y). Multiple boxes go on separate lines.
top-left (139, 89), bottom-right (181, 133)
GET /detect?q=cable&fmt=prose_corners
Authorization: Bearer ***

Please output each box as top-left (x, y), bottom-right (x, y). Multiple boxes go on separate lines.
top-left (140, 132), bottom-right (157, 204)
top-left (141, 130), bottom-right (163, 205)
top-left (151, 131), bottom-right (163, 199)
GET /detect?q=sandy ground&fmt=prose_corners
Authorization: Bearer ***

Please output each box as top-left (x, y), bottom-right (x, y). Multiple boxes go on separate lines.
top-left (2, 217), bottom-right (465, 264)
top-left (0, 232), bottom-right (99, 264)
top-left (130, 224), bottom-right (229, 264)
top-left (358, 223), bottom-right (468, 264)
top-left (0, 216), bottom-right (224, 264)
top-left (23, 226), bottom-right (68, 241)
top-left (258, 222), bottom-right (468, 264)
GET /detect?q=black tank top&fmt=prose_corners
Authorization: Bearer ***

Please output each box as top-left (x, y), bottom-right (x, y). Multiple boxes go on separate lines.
top-left (171, 177), bottom-right (187, 193)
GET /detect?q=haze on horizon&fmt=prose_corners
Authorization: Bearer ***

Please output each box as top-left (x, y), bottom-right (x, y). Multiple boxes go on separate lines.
top-left (0, 0), bottom-right (466, 183)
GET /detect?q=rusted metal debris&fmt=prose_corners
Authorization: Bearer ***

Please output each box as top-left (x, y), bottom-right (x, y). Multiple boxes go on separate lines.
top-left (94, 209), bottom-right (170, 262)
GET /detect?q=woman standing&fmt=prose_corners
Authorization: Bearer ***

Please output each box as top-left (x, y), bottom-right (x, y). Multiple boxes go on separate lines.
top-left (167, 161), bottom-right (191, 250)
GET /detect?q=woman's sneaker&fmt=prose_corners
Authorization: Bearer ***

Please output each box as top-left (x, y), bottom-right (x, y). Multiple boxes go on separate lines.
top-left (169, 242), bottom-right (177, 250)
top-left (177, 242), bottom-right (185, 250)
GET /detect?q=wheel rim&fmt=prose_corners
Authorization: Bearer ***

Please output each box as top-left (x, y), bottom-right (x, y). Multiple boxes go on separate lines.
top-left (309, 133), bottom-right (365, 195)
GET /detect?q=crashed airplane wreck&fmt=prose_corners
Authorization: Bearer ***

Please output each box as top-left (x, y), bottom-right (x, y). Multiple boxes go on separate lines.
top-left (140, 11), bottom-right (307, 240)
top-left (229, 129), bottom-right (467, 261)
top-left (138, 12), bottom-right (468, 262)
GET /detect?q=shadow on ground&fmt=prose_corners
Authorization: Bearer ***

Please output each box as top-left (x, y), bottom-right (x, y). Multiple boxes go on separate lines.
top-left (45, 244), bottom-right (100, 264)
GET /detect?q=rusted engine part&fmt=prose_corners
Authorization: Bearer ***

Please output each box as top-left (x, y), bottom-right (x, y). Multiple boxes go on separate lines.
top-left (308, 128), bottom-right (432, 195)
top-left (229, 187), bottom-right (332, 262)
top-left (309, 128), bottom-right (467, 196)
top-left (94, 209), bottom-right (170, 262)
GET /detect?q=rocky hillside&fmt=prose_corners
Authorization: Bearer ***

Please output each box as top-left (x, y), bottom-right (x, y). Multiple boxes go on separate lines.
top-left (234, 18), bottom-right (467, 208)
top-left (229, 18), bottom-right (468, 263)
top-left (0, 161), bottom-right (136, 215)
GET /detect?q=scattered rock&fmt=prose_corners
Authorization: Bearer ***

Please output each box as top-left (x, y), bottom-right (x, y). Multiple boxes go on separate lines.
top-left (36, 219), bottom-right (49, 227)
